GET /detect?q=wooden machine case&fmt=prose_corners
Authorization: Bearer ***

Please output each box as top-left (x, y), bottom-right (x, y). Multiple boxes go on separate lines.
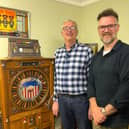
top-left (0, 57), bottom-right (54, 129)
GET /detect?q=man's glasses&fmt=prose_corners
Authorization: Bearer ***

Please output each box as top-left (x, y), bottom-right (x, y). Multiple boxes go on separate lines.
top-left (98, 24), bottom-right (118, 31)
top-left (63, 26), bottom-right (77, 31)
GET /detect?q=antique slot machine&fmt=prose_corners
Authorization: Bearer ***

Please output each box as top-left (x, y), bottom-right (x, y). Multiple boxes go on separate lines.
top-left (0, 38), bottom-right (54, 129)
top-left (0, 6), bottom-right (54, 129)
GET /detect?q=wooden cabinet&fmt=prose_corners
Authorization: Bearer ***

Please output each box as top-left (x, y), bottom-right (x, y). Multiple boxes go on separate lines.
top-left (0, 58), bottom-right (54, 129)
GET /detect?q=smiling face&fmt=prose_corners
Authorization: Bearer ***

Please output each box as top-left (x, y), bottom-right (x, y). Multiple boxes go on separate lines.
top-left (61, 20), bottom-right (78, 43)
top-left (98, 16), bottom-right (119, 45)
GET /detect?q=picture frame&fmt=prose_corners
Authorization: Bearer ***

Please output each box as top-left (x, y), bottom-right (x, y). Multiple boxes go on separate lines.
top-left (0, 6), bottom-right (31, 38)
top-left (85, 43), bottom-right (98, 55)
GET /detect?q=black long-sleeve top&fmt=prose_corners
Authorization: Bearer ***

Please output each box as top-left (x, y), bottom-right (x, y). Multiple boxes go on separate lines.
top-left (88, 40), bottom-right (129, 128)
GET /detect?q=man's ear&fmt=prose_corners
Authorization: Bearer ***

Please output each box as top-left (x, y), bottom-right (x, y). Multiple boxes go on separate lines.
top-left (117, 24), bottom-right (120, 32)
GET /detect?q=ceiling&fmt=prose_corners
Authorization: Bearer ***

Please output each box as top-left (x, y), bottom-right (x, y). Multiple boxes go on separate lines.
top-left (56, 0), bottom-right (101, 6)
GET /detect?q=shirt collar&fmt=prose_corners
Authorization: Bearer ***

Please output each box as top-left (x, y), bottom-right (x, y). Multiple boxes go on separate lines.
top-left (63, 40), bottom-right (78, 52)
top-left (100, 40), bottom-right (122, 53)
top-left (112, 40), bottom-right (122, 51)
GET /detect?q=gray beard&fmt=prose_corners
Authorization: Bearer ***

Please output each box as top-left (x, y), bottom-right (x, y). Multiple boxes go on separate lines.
top-left (101, 36), bottom-right (116, 44)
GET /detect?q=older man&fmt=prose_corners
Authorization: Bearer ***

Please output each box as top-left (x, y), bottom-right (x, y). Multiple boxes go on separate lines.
top-left (52, 19), bottom-right (92, 129)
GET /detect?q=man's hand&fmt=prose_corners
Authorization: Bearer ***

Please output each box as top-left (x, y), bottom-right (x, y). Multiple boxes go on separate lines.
top-left (89, 97), bottom-right (107, 125)
top-left (52, 101), bottom-right (59, 117)
top-left (88, 105), bottom-right (93, 120)
top-left (92, 106), bottom-right (107, 125)
top-left (104, 104), bottom-right (118, 116)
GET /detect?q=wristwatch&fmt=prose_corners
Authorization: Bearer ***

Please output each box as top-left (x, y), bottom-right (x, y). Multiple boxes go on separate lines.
top-left (101, 107), bottom-right (106, 115)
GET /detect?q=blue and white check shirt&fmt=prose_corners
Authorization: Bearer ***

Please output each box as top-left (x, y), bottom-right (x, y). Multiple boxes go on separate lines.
top-left (53, 42), bottom-right (93, 101)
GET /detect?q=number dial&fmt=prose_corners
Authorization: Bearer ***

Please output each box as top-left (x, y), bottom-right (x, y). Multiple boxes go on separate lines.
top-left (11, 69), bottom-right (49, 109)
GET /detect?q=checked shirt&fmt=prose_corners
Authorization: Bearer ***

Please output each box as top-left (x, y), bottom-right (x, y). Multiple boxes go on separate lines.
top-left (53, 42), bottom-right (93, 101)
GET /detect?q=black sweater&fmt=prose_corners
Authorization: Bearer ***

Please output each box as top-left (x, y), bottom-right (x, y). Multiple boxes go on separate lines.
top-left (88, 40), bottom-right (129, 128)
